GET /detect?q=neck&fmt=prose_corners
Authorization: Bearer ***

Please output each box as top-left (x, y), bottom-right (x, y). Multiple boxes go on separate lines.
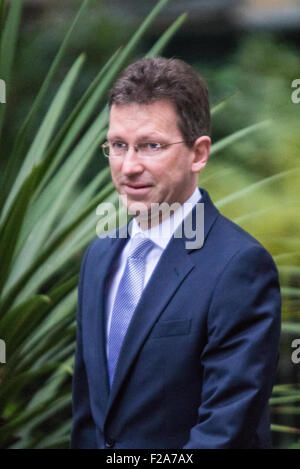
top-left (135, 186), bottom-right (198, 231)
top-left (135, 207), bottom-right (175, 230)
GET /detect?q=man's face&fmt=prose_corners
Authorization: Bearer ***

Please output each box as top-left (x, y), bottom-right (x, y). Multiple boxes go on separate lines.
top-left (107, 100), bottom-right (204, 217)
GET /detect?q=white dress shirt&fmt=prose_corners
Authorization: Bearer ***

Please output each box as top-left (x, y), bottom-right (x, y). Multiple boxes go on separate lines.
top-left (105, 187), bottom-right (201, 344)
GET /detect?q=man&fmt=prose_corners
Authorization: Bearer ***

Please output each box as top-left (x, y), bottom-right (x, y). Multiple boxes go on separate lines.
top-left (71, 57), bottom-right (281, 449)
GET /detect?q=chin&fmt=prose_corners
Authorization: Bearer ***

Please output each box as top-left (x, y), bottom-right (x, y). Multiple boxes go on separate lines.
top-left (127, 201), bottom-right (151, 217)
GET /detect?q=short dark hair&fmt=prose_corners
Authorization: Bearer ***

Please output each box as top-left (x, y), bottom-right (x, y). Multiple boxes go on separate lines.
top-left (108, 57), bottom-right (210, 147)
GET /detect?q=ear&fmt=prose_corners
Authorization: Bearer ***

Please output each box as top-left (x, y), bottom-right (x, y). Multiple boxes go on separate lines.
top-left (191, 136), bottom-right (211, 174)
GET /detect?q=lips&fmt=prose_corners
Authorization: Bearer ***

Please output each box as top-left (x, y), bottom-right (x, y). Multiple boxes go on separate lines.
top-left (123, 183), bottom-right (153, 196)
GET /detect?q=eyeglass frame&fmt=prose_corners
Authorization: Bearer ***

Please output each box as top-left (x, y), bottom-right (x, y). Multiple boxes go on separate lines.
top-left (102, 140), bottom-right (186, 159)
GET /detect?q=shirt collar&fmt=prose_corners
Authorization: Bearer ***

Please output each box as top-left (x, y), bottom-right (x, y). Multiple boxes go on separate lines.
top-left (129, 187), bottom-right (201, 250)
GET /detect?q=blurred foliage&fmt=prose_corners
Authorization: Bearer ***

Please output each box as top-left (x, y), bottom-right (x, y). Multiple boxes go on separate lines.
top-left (1, 0), bottom-right (136, 176)
top-left (0, 0), bottom-right (188, 448)
top-left (0, 0), bottom-right (300, 450)
top-left (198, 35), bottom-right (300, 325)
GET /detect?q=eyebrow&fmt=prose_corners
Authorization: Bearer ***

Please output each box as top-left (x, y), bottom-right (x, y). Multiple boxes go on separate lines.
top-left (107, 135), bottom-right (124, 141)
top-left (107, 133), bottom-right (165, 142)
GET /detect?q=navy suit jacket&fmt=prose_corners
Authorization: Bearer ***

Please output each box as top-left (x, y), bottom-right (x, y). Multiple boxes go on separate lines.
top-left (71, 188), bottom-right (281, 449)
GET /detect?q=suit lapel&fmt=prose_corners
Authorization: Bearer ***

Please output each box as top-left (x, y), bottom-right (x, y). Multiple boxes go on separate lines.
top-left (87, 225), bottom-right (129, 418)
top-left (104, 187), bottom-right (220, 421)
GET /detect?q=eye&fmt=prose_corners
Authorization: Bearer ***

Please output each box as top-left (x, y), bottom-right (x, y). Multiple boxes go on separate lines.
top-left (112, 141), bottom-right (127, 149)
top-left (143, 143), bottom-right (162, 151)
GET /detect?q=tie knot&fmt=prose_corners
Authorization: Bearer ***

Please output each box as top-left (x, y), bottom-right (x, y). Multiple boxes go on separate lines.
top-left (128, 235), bottom-right (153, 259)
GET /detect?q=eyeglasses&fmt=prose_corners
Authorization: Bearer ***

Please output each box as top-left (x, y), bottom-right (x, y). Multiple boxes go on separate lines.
top-left (102, 140), bottom-right (185, 159)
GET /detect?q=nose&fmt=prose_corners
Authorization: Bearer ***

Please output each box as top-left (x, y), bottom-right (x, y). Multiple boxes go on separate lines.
top-left (121, 145), bottom-right (144, 176)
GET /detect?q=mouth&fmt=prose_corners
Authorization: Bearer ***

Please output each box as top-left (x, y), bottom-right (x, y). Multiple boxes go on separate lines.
top-left (122, 183), bottom-right (153, 196)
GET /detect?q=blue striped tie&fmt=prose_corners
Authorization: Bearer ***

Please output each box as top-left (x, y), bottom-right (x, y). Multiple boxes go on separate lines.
top-left (107, 235), bottom-right (154, 387)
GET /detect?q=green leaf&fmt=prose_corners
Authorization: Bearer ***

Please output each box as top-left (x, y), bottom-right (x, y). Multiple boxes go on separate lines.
top-left (0, 0), bottom-right (91, 213)
top-left (0, 394), bottom-right (71, 447)
top-left (50, 166), bottom-right (111, 235)
top-left (271, 424), bottom-right (300, 434)
top-left (215, 167), bottom-right (300, 209)
top-left (272, 406), bottom-right (300, 415)
top-left (0, 0), bottom-right (22, 140)
top-left (0, 54), bottom-right (85, 224)
top-left (0, 182), bottom-right (114, 313)
top-left (211, 91), bottom-right (240, 117)
top-left (272, 384), bottom-right (300, 395)
top-left (9, 125), bottom-right (107, 277)
top-left (0, 162), bottom-right (43, 295)
top-left (210, 120), bottom-right (271, 156)
top-left (0, 364), bottom-right (60, 417)
top-left (281, 322), bottom-right (300, 334)
top-left (31, 420), bottom-right (71, 449)
top-left (33, 49), bottom-right (120, 199)
top-left (0, 1), bottom-right (7, 44)
top-left (0, 295), bottom-right (51, 366)
top-left (279, 265), bottom-right (300, 276)
top-left (281, 287), bottom-right (300, 299)
top-left (146, 13), bottom-right (188, 58)
top-left (9, 0), bottom-right (90, 165)
top-left (270, 394), bottom-right (300, 405)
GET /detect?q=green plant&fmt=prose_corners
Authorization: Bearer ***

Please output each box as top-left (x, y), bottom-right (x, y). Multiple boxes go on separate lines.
top-left (0, 0), bottom-right (190, 448)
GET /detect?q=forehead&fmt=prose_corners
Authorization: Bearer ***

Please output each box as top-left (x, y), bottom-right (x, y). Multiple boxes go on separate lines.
top-left (108, 100), bottom-right (182, 139)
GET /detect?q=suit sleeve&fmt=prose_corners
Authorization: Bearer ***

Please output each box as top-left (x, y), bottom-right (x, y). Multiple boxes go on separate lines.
top-left (71, 244), bottom-right (98, 449)
top-left (183, 244), bottom-right (281, 449)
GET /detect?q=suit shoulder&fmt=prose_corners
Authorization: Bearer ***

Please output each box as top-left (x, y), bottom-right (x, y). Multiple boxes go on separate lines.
top-left (206, 211), bottom-right (277, 273)
top-left (200, 188), bottom-right (270, 257)
top-left (214, 211), bottom-right (267, 251)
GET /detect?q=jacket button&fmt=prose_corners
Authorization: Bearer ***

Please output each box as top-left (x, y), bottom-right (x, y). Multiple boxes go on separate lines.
top-left (105, 438), bottom-right (115, 448)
